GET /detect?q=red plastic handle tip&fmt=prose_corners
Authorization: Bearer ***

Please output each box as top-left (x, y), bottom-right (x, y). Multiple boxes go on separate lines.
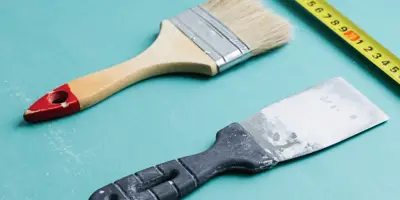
top-left (23, 84), bottom-right (80, 123)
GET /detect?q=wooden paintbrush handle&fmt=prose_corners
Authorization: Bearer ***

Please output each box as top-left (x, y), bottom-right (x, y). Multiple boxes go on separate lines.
top-left (24, 20), bottom-right (218, 123)
top-left (89, 123), bottom-right (276, 200)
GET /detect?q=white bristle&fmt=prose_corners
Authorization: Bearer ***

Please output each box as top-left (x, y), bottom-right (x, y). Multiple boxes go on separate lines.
top-left (201, 0), bottom-right (292, 55)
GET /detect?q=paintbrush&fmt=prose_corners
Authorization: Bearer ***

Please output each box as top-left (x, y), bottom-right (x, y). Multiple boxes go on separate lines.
top-left (23, 0), bottom-right (291, 123)
top-left (88, 77), bottom-right (389, 200)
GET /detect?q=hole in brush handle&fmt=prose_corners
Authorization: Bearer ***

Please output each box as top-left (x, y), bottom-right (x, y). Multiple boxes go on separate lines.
top-left (48, 91), bottom-right (69, 104)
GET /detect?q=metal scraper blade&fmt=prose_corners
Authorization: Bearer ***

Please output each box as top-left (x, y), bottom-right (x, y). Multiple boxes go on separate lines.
top-left (240, 77), bottom-right (389, 162)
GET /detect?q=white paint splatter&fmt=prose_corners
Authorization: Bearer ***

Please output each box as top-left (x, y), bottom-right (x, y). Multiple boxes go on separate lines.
top-left (2, 81), bottom-right (100, 178)
top-left (61, 102), bottom-right (68, 108)
top-left (3, 80), bottom-right (32, 104)
top-left (45, 124), bottom-right (82, 164)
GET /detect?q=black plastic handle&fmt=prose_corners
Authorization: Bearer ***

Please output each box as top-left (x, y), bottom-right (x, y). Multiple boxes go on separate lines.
top-left (89, 123), bottom-right (277, 200)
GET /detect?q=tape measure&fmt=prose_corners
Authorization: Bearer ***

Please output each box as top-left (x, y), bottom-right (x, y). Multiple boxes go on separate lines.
top-left (296, 0), bottom-right (400, 84)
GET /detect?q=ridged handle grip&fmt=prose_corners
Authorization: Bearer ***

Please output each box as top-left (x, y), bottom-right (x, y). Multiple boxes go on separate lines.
top-left (89, 123), bottom-right (276, 200)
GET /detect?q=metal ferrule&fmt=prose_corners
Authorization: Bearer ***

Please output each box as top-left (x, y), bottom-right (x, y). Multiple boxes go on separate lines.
top-left (170, 6), bottom-right (252, 72)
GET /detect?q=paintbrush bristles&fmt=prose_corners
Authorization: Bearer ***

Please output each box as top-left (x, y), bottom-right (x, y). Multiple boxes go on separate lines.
top-left (201, 0), bottom-right (291, 55)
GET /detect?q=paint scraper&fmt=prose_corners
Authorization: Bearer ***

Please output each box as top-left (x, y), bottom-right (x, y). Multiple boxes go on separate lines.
top-left (89, 77), bottom-right (389, 200)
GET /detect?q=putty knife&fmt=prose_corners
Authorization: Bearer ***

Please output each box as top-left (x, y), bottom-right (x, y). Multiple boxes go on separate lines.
top-left (89, 77), bottom-right (388, 200)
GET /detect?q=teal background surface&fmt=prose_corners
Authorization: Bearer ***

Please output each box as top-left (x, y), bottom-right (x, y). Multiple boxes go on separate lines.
top-left (0, 0), bottom-right (399, 199)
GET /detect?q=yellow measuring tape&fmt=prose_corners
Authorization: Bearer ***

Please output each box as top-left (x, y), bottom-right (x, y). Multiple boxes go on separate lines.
top-left (296, 0), bottom-right (400, 84)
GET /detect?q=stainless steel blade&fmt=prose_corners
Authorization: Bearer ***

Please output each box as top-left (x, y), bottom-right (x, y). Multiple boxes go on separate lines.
top-left (240, 77), bottom-right (389, 162)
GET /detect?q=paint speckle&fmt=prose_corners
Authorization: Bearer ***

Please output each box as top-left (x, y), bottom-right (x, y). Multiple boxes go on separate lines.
top-left (61, 102), bottom-right (69, 108)
top-left (3, 81), bottom-right (33, 104)
top-left (272, 132), bottom-right (280, 141)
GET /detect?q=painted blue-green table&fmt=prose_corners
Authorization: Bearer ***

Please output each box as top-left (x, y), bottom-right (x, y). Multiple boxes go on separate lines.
top-left (1, 0), bottom-right (399, 199)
